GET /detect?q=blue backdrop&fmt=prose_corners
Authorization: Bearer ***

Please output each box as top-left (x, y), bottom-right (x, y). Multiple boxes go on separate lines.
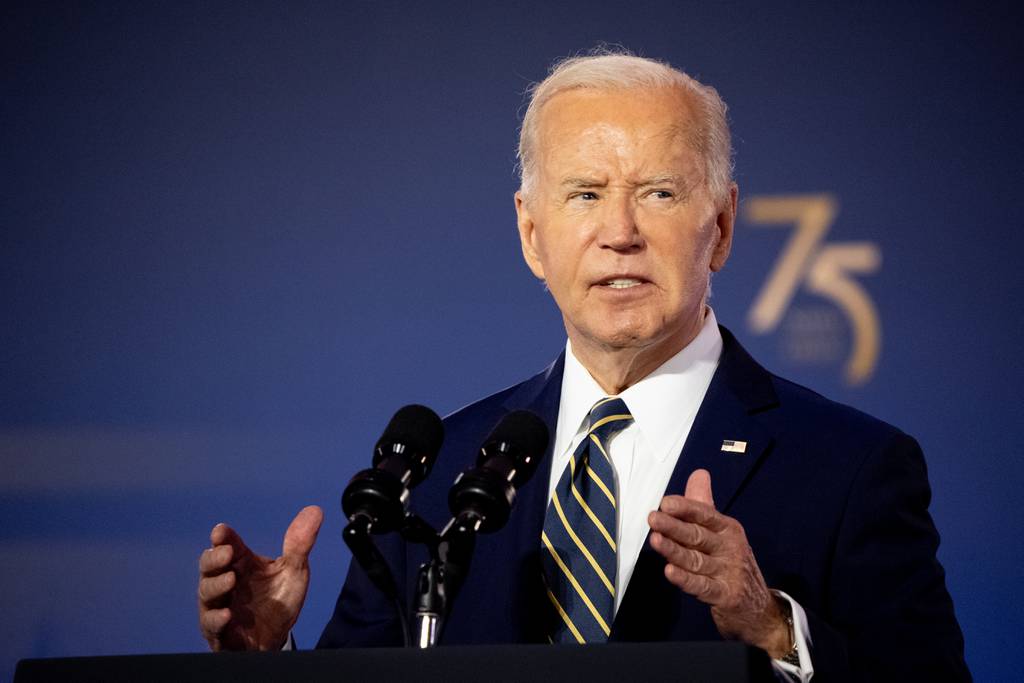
top-left (2, 2), bottom-right (1021, 680)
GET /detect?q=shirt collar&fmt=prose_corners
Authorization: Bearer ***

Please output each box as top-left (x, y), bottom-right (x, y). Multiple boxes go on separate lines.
top-left (556, 308), bottom-right (723, 463)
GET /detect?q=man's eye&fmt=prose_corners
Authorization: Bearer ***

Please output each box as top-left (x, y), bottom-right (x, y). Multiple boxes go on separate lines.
top-left (571, 192), bottom-right (598, 201)
top-left (650, 190), bottom-right (674, 199)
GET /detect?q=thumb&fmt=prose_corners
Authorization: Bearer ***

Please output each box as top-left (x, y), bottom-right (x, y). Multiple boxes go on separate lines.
top-left (282, 505), bottom-right (324, 561)
top-left (684, 469), bottom-right (715, 508)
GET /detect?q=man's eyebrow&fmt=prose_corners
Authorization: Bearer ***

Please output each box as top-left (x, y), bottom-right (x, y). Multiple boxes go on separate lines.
top-left (635, 174), bottom-right (686, 188)
top-left (558, 174), bottom-right (689, 189)
top-left (560, 176), bottom-right (607, 188)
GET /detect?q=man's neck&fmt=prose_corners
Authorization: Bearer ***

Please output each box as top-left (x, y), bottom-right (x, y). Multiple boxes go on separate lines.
top-left (568, 312), bottom-right (707, 395)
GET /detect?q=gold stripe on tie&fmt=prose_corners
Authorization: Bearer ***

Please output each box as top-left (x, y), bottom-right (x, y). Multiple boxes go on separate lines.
top-left (588, 433), bottom-right (613, 467)
top-left (552, 493), bottom-right (615, 595)
top-left (569, 480), bottom-right (616, 551)
top-left (588, 414), bottom-right (632, 434)
top-left (585, 462), bottom-right (616, 508)
top-left (542, 531), bottom-right (612, 636)
top-left (566, 455), bottom-right (617, 551)
top-left (546, 588), bottom-right (585, 644)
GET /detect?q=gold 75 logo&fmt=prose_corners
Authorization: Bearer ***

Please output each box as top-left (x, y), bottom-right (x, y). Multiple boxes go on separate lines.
top-left (742, 194), bottom-right (881, 386)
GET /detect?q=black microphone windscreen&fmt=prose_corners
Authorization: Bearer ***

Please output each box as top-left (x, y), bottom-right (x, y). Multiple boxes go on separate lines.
top-left (446, 410), bottom-right (550, 530)
top-left (484, 410), bottom-right (550, 462)
top-left (379, 404), bottom-right (445, 457)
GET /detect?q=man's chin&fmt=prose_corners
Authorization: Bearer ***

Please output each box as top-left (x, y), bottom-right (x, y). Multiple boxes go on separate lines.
top-left (567, 317), bottom-right (699, 357)
top-left (573, 325), bottom-right (661, 353)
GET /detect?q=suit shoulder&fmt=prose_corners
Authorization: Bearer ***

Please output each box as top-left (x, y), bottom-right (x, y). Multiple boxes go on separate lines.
top-left (719, 325), bottom-right (908, 447)
top-left (767, 372), bottom-right (911, 447)
top-left (442, 383), bottom-right (521, 431)
top-left (755, 373), bottom-right (931, 526)
top-left (437, 360), bottom-right (554, 447)
top-left (441, 357), bottom-right (560, 430)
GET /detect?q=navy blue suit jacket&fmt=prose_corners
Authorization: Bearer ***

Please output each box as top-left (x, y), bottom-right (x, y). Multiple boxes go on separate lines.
top-left (319, 328), bottom-right (969, 682)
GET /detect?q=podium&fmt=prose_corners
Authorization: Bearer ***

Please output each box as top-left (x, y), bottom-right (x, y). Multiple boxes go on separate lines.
top-left (16, 642), bottom-right (773, 682)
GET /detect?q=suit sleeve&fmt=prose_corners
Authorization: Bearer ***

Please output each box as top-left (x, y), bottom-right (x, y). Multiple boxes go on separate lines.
top-left (801, 432), bottom-right (970, 682)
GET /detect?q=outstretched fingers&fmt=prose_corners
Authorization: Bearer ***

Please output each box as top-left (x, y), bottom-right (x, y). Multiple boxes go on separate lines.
top-left (647, 472), bottom-right (744, 609)
top-left (197, 507), bottom-right (320, 652)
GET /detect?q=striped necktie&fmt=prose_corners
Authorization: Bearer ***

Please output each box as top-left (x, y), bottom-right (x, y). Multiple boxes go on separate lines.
top-left (541, 396), bottom-right (633, 643)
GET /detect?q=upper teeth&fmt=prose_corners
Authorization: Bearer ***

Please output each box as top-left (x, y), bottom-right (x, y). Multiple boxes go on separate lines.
top-left (605, 279), bottom-right (641, 289)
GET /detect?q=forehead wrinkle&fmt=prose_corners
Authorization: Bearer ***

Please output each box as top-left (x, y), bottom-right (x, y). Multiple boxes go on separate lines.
top-left (535, 93), bottom-right (703, 190)
top-left (613, 125), bottom-right (698, 182)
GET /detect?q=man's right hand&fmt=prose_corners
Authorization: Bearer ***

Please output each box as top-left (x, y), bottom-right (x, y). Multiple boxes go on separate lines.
top-left (197, 505), bottom-right (324, 651)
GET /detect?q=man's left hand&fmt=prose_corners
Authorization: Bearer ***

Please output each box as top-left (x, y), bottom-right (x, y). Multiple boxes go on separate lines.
top-left (647, 469), bottom-right (791, 659)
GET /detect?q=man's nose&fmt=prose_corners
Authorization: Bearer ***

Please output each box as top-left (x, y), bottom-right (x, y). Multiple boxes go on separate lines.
top-left (596, 197), bottom-right (643, 251)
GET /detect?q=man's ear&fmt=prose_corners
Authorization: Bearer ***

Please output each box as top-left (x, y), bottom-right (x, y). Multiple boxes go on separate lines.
top-left (710, 183), bottom-right (738, 272)
top-left (515, 191), bottom-right (546, 280)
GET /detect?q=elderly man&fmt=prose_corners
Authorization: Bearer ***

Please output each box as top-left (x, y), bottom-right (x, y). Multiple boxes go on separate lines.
top-left (198, 52), bottom-right (969, 681)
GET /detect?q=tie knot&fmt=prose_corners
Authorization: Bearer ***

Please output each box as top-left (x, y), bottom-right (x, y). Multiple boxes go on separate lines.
top-left (587, 397), bottom-right (633, 441)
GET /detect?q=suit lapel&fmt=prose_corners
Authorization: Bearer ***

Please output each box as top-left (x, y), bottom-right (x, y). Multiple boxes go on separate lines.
top-left (667, 326), bottom-right (778, 513)
top-left (612, 327), bottom-right (779, 641)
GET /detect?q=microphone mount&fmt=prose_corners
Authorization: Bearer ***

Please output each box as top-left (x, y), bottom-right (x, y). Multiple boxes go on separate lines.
top-left (340, 406), bottom-right (548, 649)
top-left (408, 410), bottom-right (549, 648)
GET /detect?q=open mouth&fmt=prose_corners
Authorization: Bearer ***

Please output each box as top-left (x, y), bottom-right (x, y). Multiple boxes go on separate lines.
top-left (599, 278), bottom-right (647, 289)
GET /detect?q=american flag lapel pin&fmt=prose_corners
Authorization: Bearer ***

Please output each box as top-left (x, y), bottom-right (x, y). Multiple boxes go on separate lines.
top-left (721, 439), bottom-right (747, 454)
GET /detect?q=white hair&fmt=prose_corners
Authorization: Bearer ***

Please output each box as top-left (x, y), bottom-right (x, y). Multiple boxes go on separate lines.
top-left (517, 49), bottom-right (733, 201)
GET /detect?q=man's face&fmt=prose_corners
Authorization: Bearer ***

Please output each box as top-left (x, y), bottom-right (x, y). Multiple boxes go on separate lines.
top-left (515, 86), bottom-right (736, 358)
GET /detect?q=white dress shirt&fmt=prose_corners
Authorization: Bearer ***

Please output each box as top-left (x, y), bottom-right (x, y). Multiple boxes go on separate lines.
top-left (547, 308), bottom-right (813, 681)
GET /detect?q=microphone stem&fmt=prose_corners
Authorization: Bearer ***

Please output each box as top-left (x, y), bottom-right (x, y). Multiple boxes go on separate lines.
top-left (413, 561), bottom-right (446, 648)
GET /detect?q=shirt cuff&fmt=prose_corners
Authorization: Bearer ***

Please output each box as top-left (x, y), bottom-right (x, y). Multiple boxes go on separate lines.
top-left (768, 590), bottom-right (814, 683)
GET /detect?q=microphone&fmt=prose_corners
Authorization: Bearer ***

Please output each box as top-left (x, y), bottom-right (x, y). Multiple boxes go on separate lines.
top-left (342, 404), bottom-right (445, 534)
top-left (409, 410), bottom-right (549, 648)
top-left (341, 404), bottom-right (444, 647)
top-left (447, 409), bottom-right (549, 533)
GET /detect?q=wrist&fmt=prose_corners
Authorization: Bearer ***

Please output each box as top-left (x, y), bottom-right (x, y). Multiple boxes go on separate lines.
top-left (761, 596), bottom-right (795, 660)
